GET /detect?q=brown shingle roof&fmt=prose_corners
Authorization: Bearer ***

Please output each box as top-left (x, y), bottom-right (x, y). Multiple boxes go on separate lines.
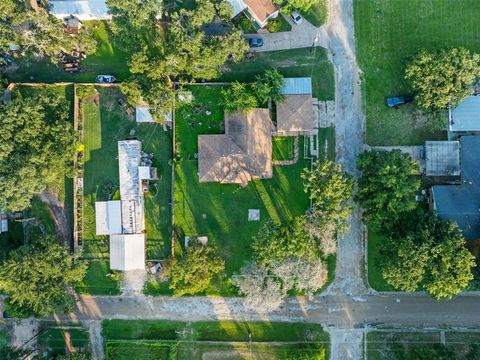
top-left (276, 95), bottom-right (314, 135)
top-left (244, 0), bottom-right (277, 23)
top-left (198, 109), bottom-right (273, 185)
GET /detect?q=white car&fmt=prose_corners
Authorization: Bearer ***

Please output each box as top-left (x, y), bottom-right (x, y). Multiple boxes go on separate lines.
top-left (96, 75), bottom-right (116, 83)
top-left (290, 11), bottom-right (303, 25)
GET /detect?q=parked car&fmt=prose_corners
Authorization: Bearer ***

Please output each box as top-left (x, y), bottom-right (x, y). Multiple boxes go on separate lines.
top-left (247, 37), bottom-right (264, 48)
top-left (386, 95), bottom-right (413, 108)
top-left (96, 75), bottom-right (116, 83)
top-left (290, 11), bottom-right (303, 25)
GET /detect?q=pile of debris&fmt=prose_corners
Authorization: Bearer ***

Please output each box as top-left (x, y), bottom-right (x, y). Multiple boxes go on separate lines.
top-left (59, 50), bottom-right (86, 73)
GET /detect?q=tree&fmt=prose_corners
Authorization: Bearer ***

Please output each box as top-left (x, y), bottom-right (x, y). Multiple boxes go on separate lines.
top-left (274, 0), bottom-right (317, 13)
top-left (302, 161), bottom-right (354, 232)
top-left (57, 353), bottom-right (92, 360)
top-left (405, 48), bottom-right (480, 110)
top-left (221, 82), bottom-right (258, 114)
top-left (381, 212), bottom-right (475, 300)
top-left (0, 236), bottom-right (87, 317)
top-left (270, 257), bottom-right (328, 297)
top-left (0, 346), bottom-right (30, 360)
top-left (252, 217), bottom-right (319, 266)
top-left (253, 68), bottom-right (286, 104)
top-left (0, 91), bottom-right (77, 212)
top-left (232, 262), bottom-right (286, 312)
top-left (165, 242), bottom-right (225, 296)
top-left (357, 150), bottom-right (420, 227)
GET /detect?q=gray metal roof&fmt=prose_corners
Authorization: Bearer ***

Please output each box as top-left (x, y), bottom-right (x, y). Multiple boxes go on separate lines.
top-left (281, 78), bottom-right (312, 95)
top-left (450, 96), bottom-right (480, 131)
top-left (432, 136), bottom-right (480, 240)
top-left (425, 141), bottom-right (460, 176)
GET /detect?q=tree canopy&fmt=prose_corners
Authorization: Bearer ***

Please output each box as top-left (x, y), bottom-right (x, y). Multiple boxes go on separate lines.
top-left (357, 150), bottom-right (420, 227)
top-left (0, 91), bottom-right (77, 212)
top-left (253, 68), bottom-right (286, 104)
top-left (221, 81), bottom-right (258, 113)
top-left (274, 0), bottom-right (317, 13)
top-left (0, 0), bottom-right (96, 61)
top-left (381, 211), bottom-right (475, 300)
top-left (0, 236), bottom-right (87, 317)
top-left (405, 48), bottom-right (480, 110)
top-left (165, 242), bottom-right (225, 296)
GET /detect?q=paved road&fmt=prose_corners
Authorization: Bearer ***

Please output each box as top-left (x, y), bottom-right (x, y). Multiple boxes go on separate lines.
top-left (55, 294), bottom-right (480, 328)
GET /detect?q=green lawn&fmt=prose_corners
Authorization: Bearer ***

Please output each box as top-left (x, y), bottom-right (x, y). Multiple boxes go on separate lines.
top-left (221, 47), bottom-right (335, 101)
top-left (367, 331), bottom-right (480, 360)
top-left (317, 126), bottom-right (336, 162)
top-left (103, 320), bottom-right (329, 360)
top-left (301, 0), bottom-right (328, 27)
top-left (272, 136), bottom-right (295, 161)
top-left (76, 261), bottom-right (120, 295)
top-left (172, 86), bottom-right (312, 294)
top-left (8, 21), bottom-right (130, 83)
top-left (268, 15), bottom-right (292, 33)
top-left (80, 86), bottom-right (172, 293)
top-left (37, 325), bottom-right (89, 356)
top-left (354, 0), bottom-right (480, 145)
top-left (367, 225), bottom-right (395, 292)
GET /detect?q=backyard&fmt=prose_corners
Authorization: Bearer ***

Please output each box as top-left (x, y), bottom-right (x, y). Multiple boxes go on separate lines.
top-left (7, 21), bottom-right (130, 83)
top-left (103, 320), bottom-right (329, 360)
top-left (79, 86), bottom-right (172, 294)
top-left (355, 0), bottom-right (480, 145)
top-left (37, 322), bottom-right (89, 357)
top-left (367, 330), bottom-right (480, 360)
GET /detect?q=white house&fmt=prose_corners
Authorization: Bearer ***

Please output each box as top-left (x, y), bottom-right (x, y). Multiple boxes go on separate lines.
top-left (227, 0), bottom-right (278, 29)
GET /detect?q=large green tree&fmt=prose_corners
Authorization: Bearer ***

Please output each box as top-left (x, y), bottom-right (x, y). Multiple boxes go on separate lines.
top-left (0, 236), bottom-right (87, 316)
top-left (274, 0), bottom-right (317, 13)
top-left (253, 68), bottom-right (286, 104)
top-left (0, 91), bottom-right (76, 212)
top-left (381, 212), bottom-right (475, 300)
top-left (357, 150), bottom-right (420, 227)
top-left (405, 48), bottom-right (480, 110)
top-left (221, 81), bottom-right (258, 113)
top-left (165, 242), bottom-right (225, 296)
top-left (0, 0), bottom-right (96, 61)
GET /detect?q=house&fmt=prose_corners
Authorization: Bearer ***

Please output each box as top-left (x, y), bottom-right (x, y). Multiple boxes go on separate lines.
top-left (228, 0), bottom-right (278, 29)
top-left (94, 140), bottom-right (159, 271)
top-left (276, 77), bottom-right (315, 136)
top-left (64, 15), bottom-right (83, 35)
top-left (198, 109), bottom-right (274, 186)
top-left (48, 0), bottom-right (110, 20)
top-left (449, 96), bottom-right (480, 132)
top-left (431, 136), bottom-right (480, 240)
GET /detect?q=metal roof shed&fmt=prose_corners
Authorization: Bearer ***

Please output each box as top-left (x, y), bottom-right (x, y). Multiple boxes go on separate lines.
top-left (425, 141), bottom-right (460, 176)
top-left (109, 234), bottom-right (145, 271)
top-left (136, 107), bottom-right (154, 123)
top-left (282, 78), bottom-right (313, 95)
top-left (95, 201), bottom-right (122, 235)
top-left (449, 96), bottom-right (480, 131)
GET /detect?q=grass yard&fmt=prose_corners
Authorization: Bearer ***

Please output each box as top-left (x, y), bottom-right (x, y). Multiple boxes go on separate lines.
top-left (367, 331), bottom-right (480, 360)
top-left (8, 21), bottom-right (130, 83)
top-left (103, 320), bottom-right (329, 360)
top-left (80, 86), bottom-right (172, 292)
top-left (367, 225), bottom-right (395, 292)
top-left (221, 47), bottom-right (335, 101)
top-left (272, 136), bottom-right (295, 161)
top-left (301, 0), bottom-right (328, 27)
top-left (268, 15), bottom-right (292, 33)
top-left (171, 85), bottom-right (315, 294)
top-left (354, 0), bottom-right (480, 146)
top-left (317, 126), bottom-right (336, 162)
top-left (37, 324), bottom-right (89, 356)
top-left (76, 261), bottom-right (120, 295)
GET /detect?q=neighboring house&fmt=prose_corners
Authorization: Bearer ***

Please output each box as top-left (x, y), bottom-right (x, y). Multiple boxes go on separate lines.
top-left (449, 96), bottom-right (480, 132)
top-left (276, 77), bottom-right (315, 136)
top-left (431, 136), bottom-right (480, 240)
top-left (425, 141), bottom-right (461, 177)
top-left (48, 0), bottom-right (110, 20)
top-left (95, 140), bottom-right (157, 271)
top-left (228, 0), bottom-right (278, 29)
top-left (198, 109), bottom-right (274, 186)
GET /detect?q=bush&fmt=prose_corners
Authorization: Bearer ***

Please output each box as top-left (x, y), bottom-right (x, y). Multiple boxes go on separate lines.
top-left (267, 19), bottom-right (281, 32)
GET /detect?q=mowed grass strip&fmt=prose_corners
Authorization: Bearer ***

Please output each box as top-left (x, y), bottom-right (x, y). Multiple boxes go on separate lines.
top-left (355, 0), bottom-right (480, 145)
top-left (272, 136), bottom-right (295, 161)
top-left (221, 47), bottom-right (334, 101)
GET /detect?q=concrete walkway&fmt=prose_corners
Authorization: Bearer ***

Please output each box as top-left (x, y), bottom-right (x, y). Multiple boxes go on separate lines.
top-left (245, 14), bottom-right (329, 52)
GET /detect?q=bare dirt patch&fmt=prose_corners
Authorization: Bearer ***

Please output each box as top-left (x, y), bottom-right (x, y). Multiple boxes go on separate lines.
top-left (38, 190), bottom-right (71, 246)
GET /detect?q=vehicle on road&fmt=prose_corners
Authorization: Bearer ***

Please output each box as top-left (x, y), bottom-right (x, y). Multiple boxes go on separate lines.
top-left (96, 75), bottom-right (116, 83)
top-left (247, 38), bottom-right (264, 48)
top-left (290, 11), bottom-right (303, 25)
top-left (386, 95), bottom-right (413, 108)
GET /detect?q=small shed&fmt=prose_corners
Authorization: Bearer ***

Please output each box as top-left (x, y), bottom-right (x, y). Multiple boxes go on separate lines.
top-left (136, 106), bottom-right (154, 123)
top-left (425, 141), bottom-right (461, 177)
top-left (110, 234), bottom-right (146, 271)
top-left (282, 77), bottom-right (313, 95)
top-left (449, 96), bottom-right (480, 132)
top-left (95, 201), bottom-right (122, 235)
top-left (0, 214), bottom-right (8, 233)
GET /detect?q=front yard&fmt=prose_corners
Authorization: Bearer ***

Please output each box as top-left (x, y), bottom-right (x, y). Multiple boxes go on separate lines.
top-left (355, 0), bottom-right (480, 145)
top-left (80, 86), bottom-right (172, 293)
